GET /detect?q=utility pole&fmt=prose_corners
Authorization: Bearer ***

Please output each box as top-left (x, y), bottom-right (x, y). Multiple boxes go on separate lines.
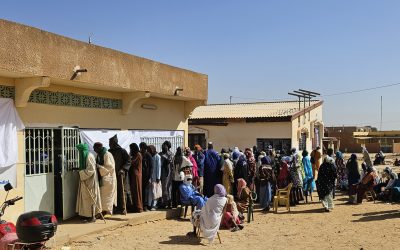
top-left (230, 96), bottom-right (232, 104)
top-left (380, 95), bottom-right (382, 131)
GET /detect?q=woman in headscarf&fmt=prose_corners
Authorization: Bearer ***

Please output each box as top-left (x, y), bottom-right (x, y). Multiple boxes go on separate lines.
top-left (236, 178), bottom-right (251, 214)
top-left (277, 156), bottom-right (290, 189)
top-left (233, 154), bottom-right (248, 196)
top-left (171, 147), bottom-right (192, 207)
top-left (190, 184), bottom-right (227, 243)
top-left (316, 156), bottom-right (337, 211)
top-left (289, 148), bottom-right (304, 204)
top-left (185, 147), bottom-right (199, 187)
top-left (356, 165), bottom-right (376, 204)
top-left (335, 151), bottom-right (347, 190)
top-left (302, 150), bottom-right (315, 198)
top-left (221, 153), bottom-right (234, 195)
top-left (346, 154), bottom-right (360, 186)
top-left (346, 154), bottom-right (360, 203)
top-left (259, 156), bottom-right (276, 212)
top-left (244, 148), bottom-right (256, 191)
top-left (129, 143), bottom-right (143, 213)
top-left (376, 166), bottom-right (398, 201)
top-left (221, 194), bottom-right (243, 232)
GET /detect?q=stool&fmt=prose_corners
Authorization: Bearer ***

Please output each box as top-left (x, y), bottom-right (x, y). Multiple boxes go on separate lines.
top-left (181, 204), bottom-right (194, 218)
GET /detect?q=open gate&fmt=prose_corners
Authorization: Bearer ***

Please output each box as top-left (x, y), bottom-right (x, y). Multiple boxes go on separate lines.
top-left (24, 128), bottom-right (55, 213)
top-left (60, 128), bottom-right (80, 220)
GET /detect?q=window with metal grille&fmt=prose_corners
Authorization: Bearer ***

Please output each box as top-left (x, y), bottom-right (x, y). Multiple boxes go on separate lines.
top-left (140, 136), bottom-right (184, 153)
top-left (25, 128), bottom-right (54, 175)
top-left (299, 132), bottom-right (307, 151)
top-left (188, 134), bottom-right (206, 150)
top-left (256, 138), bottom-right (292, 154)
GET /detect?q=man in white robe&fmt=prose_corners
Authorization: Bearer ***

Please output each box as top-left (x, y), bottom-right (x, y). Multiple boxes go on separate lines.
top-left (94, 142), bottom-right (117, 216)
top-left (76, 143), bottom-right (102, 222)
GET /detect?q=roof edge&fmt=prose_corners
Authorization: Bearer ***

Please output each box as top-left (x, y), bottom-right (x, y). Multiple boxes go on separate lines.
top-left (290, 100), bottom-right (324, 121)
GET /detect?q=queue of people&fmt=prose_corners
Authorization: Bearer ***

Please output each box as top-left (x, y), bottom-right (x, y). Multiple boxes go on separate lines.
top-left (75, 137), bottom-right (400, 243)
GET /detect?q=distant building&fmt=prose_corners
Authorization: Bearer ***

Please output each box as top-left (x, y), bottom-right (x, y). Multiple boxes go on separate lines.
top-left (324, 126), bottom-right (377, 153)
top-left (188, 100), bottom-right (324, 153)
top-left (353, 131), bottom-right (400, 153)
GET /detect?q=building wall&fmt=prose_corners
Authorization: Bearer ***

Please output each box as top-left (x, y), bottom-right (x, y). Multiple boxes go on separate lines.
top-left (0, 132), bottom-right (25, 223)
top-left (190, 121), bottom-right (292, 151)
top-left (0, 19), bottom-right (207, 100)
top-left (291, 104), bottom-right (324, 152)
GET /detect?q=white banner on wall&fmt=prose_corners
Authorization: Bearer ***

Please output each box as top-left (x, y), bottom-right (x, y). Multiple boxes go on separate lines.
top-left (80, 129), bottom-right (185, 153)
top-left (0, 98), bottom-right (25, 188)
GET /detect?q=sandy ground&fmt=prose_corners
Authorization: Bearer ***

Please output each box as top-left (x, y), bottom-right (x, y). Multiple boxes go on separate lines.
top-left (59, 190), bottom-right (400, 250)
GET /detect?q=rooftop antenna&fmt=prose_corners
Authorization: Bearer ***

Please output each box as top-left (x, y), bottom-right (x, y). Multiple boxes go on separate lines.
top-left (88, 33), bottom-right (93, 44)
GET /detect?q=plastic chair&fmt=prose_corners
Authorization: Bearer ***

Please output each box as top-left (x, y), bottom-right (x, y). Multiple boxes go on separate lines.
top-left (247, 191), bottom-right (257, 223)
top-left (273, 183), bottom-right (293, 213)
top-left (181, 204), bottom-right (194, 218)
top-left (364, 189), bottom-right (376, 203)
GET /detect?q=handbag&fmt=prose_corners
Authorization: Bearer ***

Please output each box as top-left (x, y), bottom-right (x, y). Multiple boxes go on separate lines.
top-left (152, 181), bottom-right (162, 199)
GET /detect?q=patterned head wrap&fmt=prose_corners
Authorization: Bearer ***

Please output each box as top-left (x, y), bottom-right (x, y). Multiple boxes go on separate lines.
top-left (237, 178), bottom-right (247, 198)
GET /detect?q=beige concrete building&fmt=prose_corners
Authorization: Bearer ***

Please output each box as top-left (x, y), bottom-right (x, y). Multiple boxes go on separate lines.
top-left (0, 19), bottom-right (207, 222)
top-left (188, 100), bottom-right (323, 153)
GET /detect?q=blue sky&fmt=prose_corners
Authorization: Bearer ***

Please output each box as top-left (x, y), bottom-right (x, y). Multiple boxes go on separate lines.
top-left (2, 1), bottom-right (400, 129)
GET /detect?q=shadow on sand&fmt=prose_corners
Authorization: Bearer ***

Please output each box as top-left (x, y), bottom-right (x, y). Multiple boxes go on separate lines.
top-left (352, 209), bottom-right (400, 222)
top-left (159, 235), bottom-right (204, 246)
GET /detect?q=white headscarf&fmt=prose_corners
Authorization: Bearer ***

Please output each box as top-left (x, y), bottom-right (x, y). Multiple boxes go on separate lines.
top-left (199, 194), bottom-right (227, 243)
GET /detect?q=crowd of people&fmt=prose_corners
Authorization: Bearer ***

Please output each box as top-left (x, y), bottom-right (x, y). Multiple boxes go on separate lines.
top-left (74, 136), bottom-right (400, 242)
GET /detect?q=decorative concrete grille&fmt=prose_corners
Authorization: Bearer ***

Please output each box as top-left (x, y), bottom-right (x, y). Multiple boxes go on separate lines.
top-left (0, 85), bottom-right (15, 99)
top-left (0, 85), bottom-right (121, 109)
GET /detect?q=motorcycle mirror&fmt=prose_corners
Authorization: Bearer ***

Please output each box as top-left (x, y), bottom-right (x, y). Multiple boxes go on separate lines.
top-left (4, 183), bottom-right (13, 192)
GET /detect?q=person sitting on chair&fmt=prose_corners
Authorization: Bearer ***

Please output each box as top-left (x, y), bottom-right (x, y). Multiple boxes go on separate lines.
top-left (189, 184), bottom-right (227, 243)
top-left (356, 165), bottom-right (376, 204)
top-left (376, 166), bottom-right (398, 201)
top-left (179, 173), bottom-right (207, 210)
top-left (373, 151), bottom-right (385, 165)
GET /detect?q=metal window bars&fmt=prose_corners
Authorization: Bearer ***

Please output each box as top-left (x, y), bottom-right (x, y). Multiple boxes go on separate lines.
top-left (140, 136), bottom-right (184, 153)
top-left (62, 128), bottom-right (80, 172)
top-left (25, 128), bottom-right (54, 176)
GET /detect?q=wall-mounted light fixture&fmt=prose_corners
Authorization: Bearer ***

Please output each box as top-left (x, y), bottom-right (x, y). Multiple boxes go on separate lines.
top-left (174, 86), bottom-right (184, 96)
top-left (141, 104), bottom-right (157, 110)
top-left (71, 66), bottom-right (88, 80)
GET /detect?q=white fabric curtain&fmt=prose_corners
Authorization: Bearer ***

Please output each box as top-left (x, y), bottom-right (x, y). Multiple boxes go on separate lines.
top-left (0, 98), bottom-right (25, 187)
top-left (0, 98), bottom-right (25, 168)
top-left (80, 129), bottom-right (184, 153)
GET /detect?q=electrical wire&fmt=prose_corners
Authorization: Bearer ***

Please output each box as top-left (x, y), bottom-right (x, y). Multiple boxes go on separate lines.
top-left (228, 82), bottom-right (400, 103)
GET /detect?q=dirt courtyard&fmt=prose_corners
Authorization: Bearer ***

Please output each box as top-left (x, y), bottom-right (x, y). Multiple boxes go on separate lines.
top-left (59, 191), bottom-right (400, 250)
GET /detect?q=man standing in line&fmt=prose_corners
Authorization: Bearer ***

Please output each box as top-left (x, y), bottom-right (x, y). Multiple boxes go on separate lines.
top-left (76, 143), bottom-right (102, 222)
top-left (310, 146), bottom-right (322, 180)
top-left (140, 142), bottom-right (153, 211)
top-left (159, 141), bottom-right (174, 208)
top-left (94, 142), bottom-right (117, 217)
top-left (203, 142), bottom-right (221, 197)
top-left (109, 135), bottom-right (131, 215)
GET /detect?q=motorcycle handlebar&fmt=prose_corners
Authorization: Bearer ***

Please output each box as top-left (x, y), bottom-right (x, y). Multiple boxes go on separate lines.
top-left (6, 196), bottom-right (23, 205)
